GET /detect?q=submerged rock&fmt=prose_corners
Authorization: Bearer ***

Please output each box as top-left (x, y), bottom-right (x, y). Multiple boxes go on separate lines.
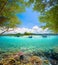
top-left (30, 56), bottom-right (43, 65)
top-left (0, 63), bottom-right (3, 65)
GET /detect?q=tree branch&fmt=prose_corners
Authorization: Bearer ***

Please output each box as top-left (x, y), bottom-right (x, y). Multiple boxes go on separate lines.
top-left (0, 28), bottom-right (14, 35)
top-left (0, 0), bottom-right (8, 15)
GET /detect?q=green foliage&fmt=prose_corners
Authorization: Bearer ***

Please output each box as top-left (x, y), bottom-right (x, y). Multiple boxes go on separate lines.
top-left (24, 32), bottom-right (32, 35)
top-left (27, 0), bottom-right (58, 33)
top-left (0, 0), bottom-right (25, 28)
top-left (39, 5), bottom-right (58, 33)
top-left (25, 0), bottom-right (34, 7)
top-left (0, 0), bottom-right (58, 33)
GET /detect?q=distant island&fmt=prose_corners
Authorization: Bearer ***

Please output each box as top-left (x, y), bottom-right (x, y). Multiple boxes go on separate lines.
top-left (0, 32), bottom-right (58, 37)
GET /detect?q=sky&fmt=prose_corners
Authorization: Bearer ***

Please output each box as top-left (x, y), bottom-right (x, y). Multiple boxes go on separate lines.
top-left (17, 7), bottom-right (44, 28)
top-left (3, 26), bottom-right (49, 34)
top-left (0, 7), bottom-right (50, 34)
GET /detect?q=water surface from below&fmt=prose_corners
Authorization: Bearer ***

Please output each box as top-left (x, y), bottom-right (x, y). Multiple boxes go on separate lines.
top-left (0, 35), bottom-right (58, 52)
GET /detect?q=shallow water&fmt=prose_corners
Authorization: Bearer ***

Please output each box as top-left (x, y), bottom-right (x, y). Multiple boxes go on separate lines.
top-left (0, 35), bottom-right (58, 52)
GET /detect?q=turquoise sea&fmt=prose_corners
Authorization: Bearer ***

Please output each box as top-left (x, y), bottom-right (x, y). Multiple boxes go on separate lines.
top-left (0, 35), bottom-right (58, 52)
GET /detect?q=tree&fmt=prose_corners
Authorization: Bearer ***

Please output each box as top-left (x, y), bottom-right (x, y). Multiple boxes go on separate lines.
top-left (26, 0), bottom-right (58, 33)
top-left (39, 5), bottom-right (58, 33)
top-left (0, 0), bottom-right (25, 34)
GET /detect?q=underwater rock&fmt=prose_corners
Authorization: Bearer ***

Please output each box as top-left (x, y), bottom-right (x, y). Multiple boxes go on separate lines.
top-left (43, 49), bottom-right (58, 65)
top-left (8, 59), bottom-right (16, 65)
top-left (49, 59), bottom-right (58, 65)
top-left (0, 51), bottom-right (5, 54)
top-left (30, 56), bottom-right (42, 65)
top-left (0, 63), bottom-right (3, 65)
top-left (44, 49), bottom-right (58, 60)
top-left (44, 60), bottom-right (49, 64)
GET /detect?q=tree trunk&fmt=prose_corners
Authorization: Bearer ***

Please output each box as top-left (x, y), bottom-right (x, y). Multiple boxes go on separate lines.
top-left (0, 28), bottom-right (14, 35)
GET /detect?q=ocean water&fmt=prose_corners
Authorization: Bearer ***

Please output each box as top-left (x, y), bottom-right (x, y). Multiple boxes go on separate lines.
top-left (0, 35), bottom-right (58, 52)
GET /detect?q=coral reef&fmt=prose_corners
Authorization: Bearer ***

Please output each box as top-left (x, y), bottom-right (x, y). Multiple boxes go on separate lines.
top-left (0, 48), bottom-right (58, 65)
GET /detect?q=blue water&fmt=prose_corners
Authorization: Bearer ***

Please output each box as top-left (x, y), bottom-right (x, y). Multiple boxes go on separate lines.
top-left (0, 35), bottom-right (58, 52)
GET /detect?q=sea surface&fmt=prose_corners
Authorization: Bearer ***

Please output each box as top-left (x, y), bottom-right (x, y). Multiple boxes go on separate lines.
top-left (0, 35), bottom-right (58, 52)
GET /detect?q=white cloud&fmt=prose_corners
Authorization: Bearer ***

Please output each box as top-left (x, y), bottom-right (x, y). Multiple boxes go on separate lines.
top-left (2, 25), bottom-right (50, 34)
top-left (32, 25), bottom-right (43, 33)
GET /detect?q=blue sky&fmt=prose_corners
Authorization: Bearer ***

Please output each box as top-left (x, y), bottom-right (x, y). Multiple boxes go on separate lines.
top-left (0, 7), bottom-right (51, 34)
top-left (17, 7), bottom-right (44, 28)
